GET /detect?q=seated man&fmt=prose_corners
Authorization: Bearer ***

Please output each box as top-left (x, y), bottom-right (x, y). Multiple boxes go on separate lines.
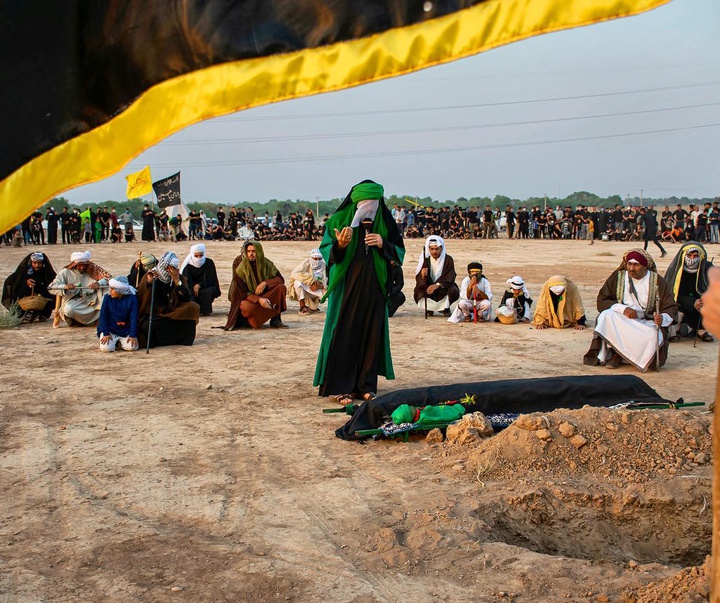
top-left (387, 260), bottom-right (406, 318)
top-left (413, 235), bottom-right (459, 316)
top-left (2, 252), bottom-right (56, 321)
top-left (48, 251), bottom-right (111, 327)
top-left (180, 243), bottom-right (221, 316)
top-left (664, 242), bottom-right (714, 342)
top-left (288, 248), bottom-right (327, 314)
top-left (583, 249), bottom-right (678, 371)
top-left (532, 275), bottom-right (586, 330)
top-left (136, 251), bottom-right (200, 347)
top-left (448, 262), bottom-right (492, 323)
top-left (495, 275), bottom-right (533, 323)
top-left (224, 241), bottom-right (287, 329)
top-left (127, 252), bottom-right (158, 288)
top-left (97, 276), bottom-right (139, 352)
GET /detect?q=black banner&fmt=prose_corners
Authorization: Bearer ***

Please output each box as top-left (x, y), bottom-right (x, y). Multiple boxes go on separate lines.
top-left (153, 172), bottom-right (181, 208)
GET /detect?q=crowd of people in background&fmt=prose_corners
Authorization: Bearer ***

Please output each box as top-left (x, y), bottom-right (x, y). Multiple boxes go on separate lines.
top-left (3, 200), bottom-right (719, 247)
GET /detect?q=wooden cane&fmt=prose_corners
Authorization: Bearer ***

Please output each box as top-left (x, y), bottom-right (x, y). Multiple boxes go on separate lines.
top-left (135, 250), bottom-right (142, 288)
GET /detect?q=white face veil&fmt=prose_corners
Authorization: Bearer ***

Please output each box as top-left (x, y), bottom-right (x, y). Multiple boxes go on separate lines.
top-left (181, 243), bottom-right (207, 273)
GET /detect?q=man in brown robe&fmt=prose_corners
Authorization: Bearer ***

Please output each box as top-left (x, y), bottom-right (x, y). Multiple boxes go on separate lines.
top-left (224, 241), bottom-right (287, 329)
top-left (583, 249), bottom-right (677, 371)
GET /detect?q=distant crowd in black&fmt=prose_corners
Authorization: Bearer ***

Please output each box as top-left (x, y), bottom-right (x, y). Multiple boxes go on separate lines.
top-left (4, 201), bottom-right (719, 247)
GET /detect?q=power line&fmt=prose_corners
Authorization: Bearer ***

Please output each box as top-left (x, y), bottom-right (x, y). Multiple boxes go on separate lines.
top-left (212, 80), bottom-right (720, 122)
top-left (163, 102), bottom-right (720, 146)
top-left (131, 121), bottom-right (720, 169)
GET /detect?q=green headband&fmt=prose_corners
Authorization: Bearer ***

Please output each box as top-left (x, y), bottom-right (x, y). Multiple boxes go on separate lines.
top-left (350, 182), bottom-right (384, 203)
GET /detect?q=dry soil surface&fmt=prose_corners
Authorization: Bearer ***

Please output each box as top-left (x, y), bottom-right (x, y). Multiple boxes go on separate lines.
top-left (0, 237), bottom-right (716, 602)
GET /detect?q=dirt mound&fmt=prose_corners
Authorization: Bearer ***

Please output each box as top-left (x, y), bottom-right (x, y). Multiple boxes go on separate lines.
top-left (434, 406), bottom-right (712, 567)
top-left (464, 406), bottom-right (711, 484)
top-left (620, 556), bottom-right (710, 602)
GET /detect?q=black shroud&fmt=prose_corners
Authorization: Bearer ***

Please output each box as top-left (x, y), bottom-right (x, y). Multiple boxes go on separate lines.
top-left (335, 375), bottom-right (675, 440)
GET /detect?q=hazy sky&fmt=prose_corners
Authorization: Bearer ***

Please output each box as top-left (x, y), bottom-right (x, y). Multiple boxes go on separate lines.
top-left (64, 0), bottom-right (719, 206)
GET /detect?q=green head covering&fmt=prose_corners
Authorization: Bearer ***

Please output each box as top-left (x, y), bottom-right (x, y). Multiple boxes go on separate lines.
top-left (235, 241), bottom-right (279, 291)
top-left (392, 404), bottom-right (417, 425)
top-left (350, 181), bottom-right (384, 203)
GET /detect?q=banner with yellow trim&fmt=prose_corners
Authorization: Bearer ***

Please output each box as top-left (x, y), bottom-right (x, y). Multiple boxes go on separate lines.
top-left (0, 0), bottom-right (669, 233)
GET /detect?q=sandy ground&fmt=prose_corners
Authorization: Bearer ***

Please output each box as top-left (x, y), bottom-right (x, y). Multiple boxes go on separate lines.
top-left (0, 236), bottom-right (716, 602)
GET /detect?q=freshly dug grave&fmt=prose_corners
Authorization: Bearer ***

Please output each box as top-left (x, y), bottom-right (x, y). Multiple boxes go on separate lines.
top-left (432, 406), bottom-right (712, 600)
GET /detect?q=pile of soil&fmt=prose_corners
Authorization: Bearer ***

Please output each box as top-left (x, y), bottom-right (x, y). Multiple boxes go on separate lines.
top-left (432, 405), bottom-right (713, 600)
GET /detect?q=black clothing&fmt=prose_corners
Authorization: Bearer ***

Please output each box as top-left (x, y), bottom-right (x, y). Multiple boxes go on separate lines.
top-left (2, 253), bottom-right (56, 318)
top-left (141, 209), bottom-right (156, 241)
top-left (413, 255), bottom-right (459, 305)
top-left (182, 259), bottom-right (221, 315)
top-left (387, 262), bottom-right (405, 317)
top-left (319, 229), bottom-right (398, 396)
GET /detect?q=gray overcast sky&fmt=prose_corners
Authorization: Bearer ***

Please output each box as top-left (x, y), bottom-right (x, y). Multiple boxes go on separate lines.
top-left (64, 0), bottom-right (719, 206)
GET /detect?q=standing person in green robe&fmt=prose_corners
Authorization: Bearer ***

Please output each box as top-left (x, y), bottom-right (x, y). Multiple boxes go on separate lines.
top-left (314, 180), bottom-right (405, 404)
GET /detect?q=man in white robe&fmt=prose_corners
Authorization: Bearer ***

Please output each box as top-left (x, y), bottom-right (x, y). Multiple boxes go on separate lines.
top-left (448, 262), bottom-right (492, 323)
top-left (288, 248), bottom-right (327, 314)
top-left (49, 251), bottom-right (110, 327)
top-left (584, 249), bottom-right (678, 371)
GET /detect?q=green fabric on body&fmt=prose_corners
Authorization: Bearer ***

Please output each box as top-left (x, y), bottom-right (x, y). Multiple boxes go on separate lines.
top-left (313, 181), bottom-right (405, 389)
top-left (392, 404), bottom-right (416, 425)
top-left (417, 405), bottom-right (465, 425)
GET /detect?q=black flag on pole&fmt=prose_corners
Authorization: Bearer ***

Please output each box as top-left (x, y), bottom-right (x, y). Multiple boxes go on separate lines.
top-left (153, 172), bottom-right (181, 208)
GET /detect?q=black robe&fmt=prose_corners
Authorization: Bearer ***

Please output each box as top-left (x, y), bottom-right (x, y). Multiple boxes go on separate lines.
top-left (413, 255), bottom-right (459, 304)
top-left (136, 276), bottom-right (200, 348)
top-left (182, 259), bottom-right (221, 315)
top-left (387, 262), bottom-right (406, 317)
top-left (141, 209), bottom-right (156, 241)
top-left (2, 254), bottom-right (56, 318)
top-left (319, 231), bottom-right (399, 396)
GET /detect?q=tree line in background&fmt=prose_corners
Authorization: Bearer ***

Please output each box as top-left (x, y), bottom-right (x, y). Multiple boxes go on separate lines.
top-left (38, 190), bottom-right (718, 221)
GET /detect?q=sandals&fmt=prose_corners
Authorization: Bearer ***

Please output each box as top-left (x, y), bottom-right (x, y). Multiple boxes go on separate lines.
top-left (331, 394), bottom-right (354, 405)
top-left (362, 392), bottom-right (377, 401)
top-left (699, 331), bottom-right (714, 343)
top-left (298, 306), bottom-right (311, 315)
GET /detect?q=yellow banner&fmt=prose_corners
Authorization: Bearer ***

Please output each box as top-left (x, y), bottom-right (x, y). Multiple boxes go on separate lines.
top-left (125, 166), bottom-right (152, 199)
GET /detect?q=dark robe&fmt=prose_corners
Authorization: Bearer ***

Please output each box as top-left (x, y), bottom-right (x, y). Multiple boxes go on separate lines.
top-left (413, 254), bottom-right (460, 304)
top-left (141, 209), bottom-right (156, 241)
top-left (136, 275), bottom-right (200, 347)
top-left (583, 270), bottom-right (678, 370)
top-left (664, 241), bottom-right (713, 332)
top-left (387, 262), bottom-right (405, 317)
top-left (182, 258), bottom-right (221, 316)
top-left (2, 253), bottom-right (56, 318)
top-left (318, 227), bottom-right (399, 396)
top-left (313, 181), bottom-right (405, 398)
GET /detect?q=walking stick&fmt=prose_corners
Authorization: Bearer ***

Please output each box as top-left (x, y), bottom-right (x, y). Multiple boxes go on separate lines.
top-left (655, 294), bottom-right (661, 372)
top-left (423, 252), bottom-right (429, 319)
top-left (135, 250), bottom-right (142, 288)
top-left (146, 278), bottom-right (156, 354)
top-left (473, 290), bottom-right (478, 323)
